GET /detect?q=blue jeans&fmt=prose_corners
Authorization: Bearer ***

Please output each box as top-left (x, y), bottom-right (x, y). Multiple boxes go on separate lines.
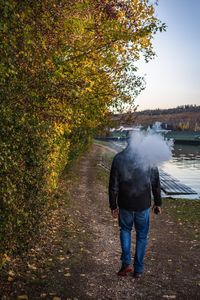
top-left (119, 208), bottom-right (150, 273)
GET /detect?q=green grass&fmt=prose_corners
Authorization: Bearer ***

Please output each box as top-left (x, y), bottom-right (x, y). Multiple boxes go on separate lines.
top-left (163, 198), bottom-right (200, 241)
top-left (164, 198), bottom-right (200, 225)
top-left (96, 147), bottom-right (114, 187)
top-left (101, 151), bottom-right (114, 166)
top-left (96, 165), bottom-right (109, 187)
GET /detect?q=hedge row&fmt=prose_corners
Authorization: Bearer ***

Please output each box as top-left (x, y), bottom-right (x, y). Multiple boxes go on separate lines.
top-left (0, 0), bottom-right (163, 263)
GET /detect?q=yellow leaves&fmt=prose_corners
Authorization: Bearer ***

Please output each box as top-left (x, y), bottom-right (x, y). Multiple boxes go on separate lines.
top-left (140, 36), bottom-right (151, 48)
top-left (44, 129), bottom-right (71, 192)
top-left (7, 270), bottom-right (15, 281)
top-left (162, 296), bottom-right (176, 299)
top-left (64, 273), bottom-right (71, 277)
top-left (27, 263), bottom-right (37, 270)
top-left (1, 253), bottom-right (11, 264)
top-left (41, 40), bottom-right (47, 51)
top-left (17, 296), bottom-right (28, 300)
top-left (0, 0), bottom-right (163, 262)
top-left (117, 11), bottom-right (125, 20)
top-left (54, 123), bottom-right (65, 135)
top-left (8, 276), bottom-right (14, 282)
top-left (45, 58), bottom-right (55, 70)
top-left (85, 87), bottom-right (93, 93)
top-left (58, 256), bottom-right (65, 261)
top-left (15, 11), bottom-right (26, 21)
top-left (8, 270), bottom-right (15, 277)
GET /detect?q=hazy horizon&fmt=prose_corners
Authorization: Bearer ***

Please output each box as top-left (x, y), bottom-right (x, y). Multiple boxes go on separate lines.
top-left (136, 103), bottom-right (200, 112)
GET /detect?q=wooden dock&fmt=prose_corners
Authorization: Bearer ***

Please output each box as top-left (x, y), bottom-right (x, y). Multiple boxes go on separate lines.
top-left (159, 170), bottom-right (197, 195)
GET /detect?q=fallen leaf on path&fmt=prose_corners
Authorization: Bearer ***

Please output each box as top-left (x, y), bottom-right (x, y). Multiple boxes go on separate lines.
top-left (17, 295), bottom-right (28, 300)
top-left (8, 270), bottom-right (15, 277)
top-left (4, 254), bottom-right (11, 262)
top-left (58, 256), bottom-right (65, 261)
top-left (162, 295), bottom-right (176, 299)
top-left (40, 293), bottom-right (47, 298)
top-left (27, 263), bottom-right (37, 270)
top-left (8, 276), bottom-right (14, 282)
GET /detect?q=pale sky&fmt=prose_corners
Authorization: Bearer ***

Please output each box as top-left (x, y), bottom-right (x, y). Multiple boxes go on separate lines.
top-left (135, 0), bottom-right (200, 111)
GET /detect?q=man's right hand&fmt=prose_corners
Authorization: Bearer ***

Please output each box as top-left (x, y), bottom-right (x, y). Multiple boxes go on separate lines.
top-left (152, 205), bottom-right (162, 214)
top-left (111, 208), bottom-right (119, 219)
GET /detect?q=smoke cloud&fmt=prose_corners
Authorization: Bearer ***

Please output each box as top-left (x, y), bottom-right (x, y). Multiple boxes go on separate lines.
top-left (127, 131), bottom-right (173, 170)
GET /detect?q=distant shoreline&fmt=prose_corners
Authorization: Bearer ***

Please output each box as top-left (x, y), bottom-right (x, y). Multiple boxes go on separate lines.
top-left (95, 131), bottom-right (200, 145)
top-left (112, 105), bottom-right (200, 132)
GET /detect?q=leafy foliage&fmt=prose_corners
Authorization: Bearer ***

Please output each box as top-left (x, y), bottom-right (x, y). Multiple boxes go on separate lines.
top-left (0, 0), bottom-right (164, 260)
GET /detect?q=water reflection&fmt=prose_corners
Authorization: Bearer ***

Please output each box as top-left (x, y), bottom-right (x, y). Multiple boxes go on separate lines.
top-left (173, 144), bottom-right (200, 157)
top-left (162, 144), bottom-right (200, 194)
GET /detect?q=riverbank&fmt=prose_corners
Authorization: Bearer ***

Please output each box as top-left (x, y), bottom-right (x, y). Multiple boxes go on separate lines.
top-left (0, 144), bottom-right (200, 299)
top-left (96, 130), bottom-right (200, 145)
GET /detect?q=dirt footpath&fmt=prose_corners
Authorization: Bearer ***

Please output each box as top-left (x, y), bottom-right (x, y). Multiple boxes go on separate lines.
top-left (1, 145), bottom-right (200, 300)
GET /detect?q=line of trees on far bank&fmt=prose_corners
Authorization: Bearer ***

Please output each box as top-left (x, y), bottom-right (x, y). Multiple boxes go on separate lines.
top-left (137, 104), bottom-right (200, 116)
top-left (111, 105), bottom-right (200, 131)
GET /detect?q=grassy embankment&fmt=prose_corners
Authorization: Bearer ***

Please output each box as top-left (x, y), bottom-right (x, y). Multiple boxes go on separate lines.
top-left (96, 143), bottom-right (200, 243)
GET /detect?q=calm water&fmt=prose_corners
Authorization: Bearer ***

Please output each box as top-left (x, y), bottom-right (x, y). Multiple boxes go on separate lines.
top-left (162, 144), bottom-right (200, 196)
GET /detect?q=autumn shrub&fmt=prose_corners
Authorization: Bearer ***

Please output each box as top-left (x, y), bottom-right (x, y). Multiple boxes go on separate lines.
top-left (0, 0), bottom-right (164, 262)
top-left (0, 105), bottom-right (71, 255)
top-left (67, 128), bottom-right (93, 165)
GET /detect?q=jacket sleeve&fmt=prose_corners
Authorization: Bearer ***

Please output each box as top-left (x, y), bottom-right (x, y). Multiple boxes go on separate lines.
top-left (109, 157), bottom-right (119, 210)
top-left (150, 167), bottom-right (162, 206)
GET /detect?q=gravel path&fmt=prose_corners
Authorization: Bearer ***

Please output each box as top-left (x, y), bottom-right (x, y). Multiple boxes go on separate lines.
top-left (1, 145), bottom-right (200, 299)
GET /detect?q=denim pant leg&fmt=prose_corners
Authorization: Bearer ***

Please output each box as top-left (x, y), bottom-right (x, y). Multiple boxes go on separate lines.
top-left (134, 208), bottom-right (150, 273)
top-left (119, 208), bottom-right (134, 265)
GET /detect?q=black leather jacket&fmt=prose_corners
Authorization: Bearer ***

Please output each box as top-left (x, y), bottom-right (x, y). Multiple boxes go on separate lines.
top-left (109, 147), bottom-right (161, 211)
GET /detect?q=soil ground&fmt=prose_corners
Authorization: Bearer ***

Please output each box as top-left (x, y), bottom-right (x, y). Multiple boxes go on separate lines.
top-left (1, 144), bottom-right (200, 300)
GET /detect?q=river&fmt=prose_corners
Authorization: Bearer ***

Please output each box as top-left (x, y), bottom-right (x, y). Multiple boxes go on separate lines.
top-left (161, 144), bottom-right (200, 197)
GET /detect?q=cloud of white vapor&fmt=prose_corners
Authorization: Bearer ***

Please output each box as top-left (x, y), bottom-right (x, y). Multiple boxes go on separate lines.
top-left (128, 131), bottom-right (173, 170)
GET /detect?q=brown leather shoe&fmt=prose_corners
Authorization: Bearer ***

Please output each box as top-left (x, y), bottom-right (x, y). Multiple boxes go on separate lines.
top-left (117, 264), bottom-right (133, 276)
